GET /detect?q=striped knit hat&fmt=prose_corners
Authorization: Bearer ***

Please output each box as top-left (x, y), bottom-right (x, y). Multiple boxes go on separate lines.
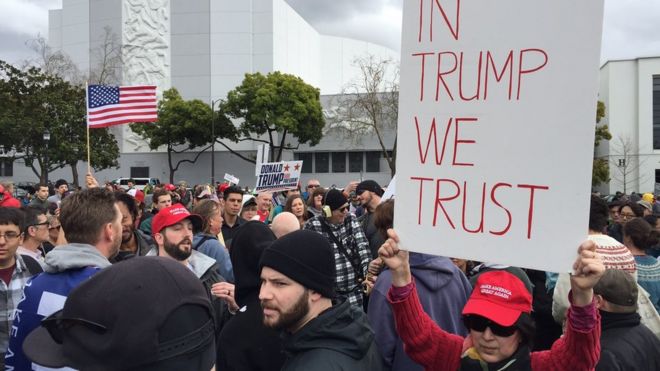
top-left (588, 234), bottom-right (637, 276)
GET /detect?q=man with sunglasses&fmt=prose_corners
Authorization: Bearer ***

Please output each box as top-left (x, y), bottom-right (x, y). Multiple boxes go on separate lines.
top-left (0, 207), bottom-right (43, 369)
top-left (356, 180), bottom-right (386, 258)
top-left (5, 189), bottom-right (119, 370)
top-left (17, 207), bottom-right (50, 263)
top-left (304, 189), bottom-right (372, 309)
top-left (304, 179), bottom-right (321, 202)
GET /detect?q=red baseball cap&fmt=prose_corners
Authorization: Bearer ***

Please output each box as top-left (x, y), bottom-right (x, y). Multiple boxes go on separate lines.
top-left (127, 189), bottom-right (145, 204)
top-left (152, 205), bottom-right (203, 235)
top-left (462, 270), bottom-right (532, 326)
top-left (164, 184), bottom-right (176, 192)
top-left (217, 183), bottom-right (229, 194)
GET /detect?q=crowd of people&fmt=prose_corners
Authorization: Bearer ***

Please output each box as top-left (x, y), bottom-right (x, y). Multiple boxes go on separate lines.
top-left (0, 175), bottom-right (658, 370)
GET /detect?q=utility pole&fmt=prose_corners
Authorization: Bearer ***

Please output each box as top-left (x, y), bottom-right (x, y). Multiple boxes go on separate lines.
top-left (210, 100), bottom-right (217, 186)
top-left (43, 129), bottom-right (51, 185)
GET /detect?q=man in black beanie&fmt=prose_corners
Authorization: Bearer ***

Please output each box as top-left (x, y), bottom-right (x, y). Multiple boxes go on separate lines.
top-left (259, 230), bottom-right (384, 370)
top-left (303, 188), bottom-right (372, 308)
top-left (356, 179), bottom-right (386, 258)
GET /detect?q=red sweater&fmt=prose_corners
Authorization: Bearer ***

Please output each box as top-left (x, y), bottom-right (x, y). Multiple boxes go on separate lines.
top-left (389, 283), bottom-right (601, 371)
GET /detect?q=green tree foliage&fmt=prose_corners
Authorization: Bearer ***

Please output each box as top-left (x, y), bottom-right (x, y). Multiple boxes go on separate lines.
top-left (0, 60), bottom-right (119, 184)
top-left (222, 71), bottom-right (325, 162)
top-left (130, 88), bottom-right (236, 183)
top-left (593, 100), bottom-right (611, 187)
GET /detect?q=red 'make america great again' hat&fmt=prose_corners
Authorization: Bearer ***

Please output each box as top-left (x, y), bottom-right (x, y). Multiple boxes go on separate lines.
top-left (462, 270), bottom-right (532, 327)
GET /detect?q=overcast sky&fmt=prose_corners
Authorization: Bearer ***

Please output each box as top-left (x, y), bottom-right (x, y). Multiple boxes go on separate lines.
top-left (0, 0), bottom-right (658, 65)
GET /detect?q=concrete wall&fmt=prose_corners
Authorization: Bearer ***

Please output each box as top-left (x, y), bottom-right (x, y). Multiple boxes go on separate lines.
top-left (599, 57), bottom-right (660, 194)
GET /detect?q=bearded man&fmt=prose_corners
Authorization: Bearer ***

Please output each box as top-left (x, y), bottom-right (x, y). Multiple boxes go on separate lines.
top-left (148, 204), bottom-right (230, 366)
top-left (258, 230), bottom-right (384, 370)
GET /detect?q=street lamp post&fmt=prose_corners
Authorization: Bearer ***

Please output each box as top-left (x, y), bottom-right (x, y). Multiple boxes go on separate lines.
top-left (43, 129), bottom-right (51, 185)
top-left (210, 99), bottom-right (218, 186)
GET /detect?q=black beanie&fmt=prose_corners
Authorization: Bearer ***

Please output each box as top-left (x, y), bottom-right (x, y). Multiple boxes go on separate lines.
top-left (323, 189), bottom-right (347, 212)
top-left (356, 180), bottom-right (384, 197)
top-left (259, 230), bottom-right (335, 298)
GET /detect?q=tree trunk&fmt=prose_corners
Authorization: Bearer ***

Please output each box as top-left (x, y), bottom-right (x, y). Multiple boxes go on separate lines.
top-left (167, 146), bottom-right (175, 184)
top-left (70, 162), bottom-right (80, 189)
top-left (276, 129), bottom-right (288, 162)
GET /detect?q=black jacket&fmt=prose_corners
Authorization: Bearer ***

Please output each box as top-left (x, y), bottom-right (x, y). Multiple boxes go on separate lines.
top-left (358, 212), bottom-right (385, 259)
top-left (596, 310), bottom-right (660, 371)
top-left (219, 220), bottom-right (285, 371)
top-left (280, 300), bottom-right (385, 371)
top-left (217, 294), bottom-right (285, 371)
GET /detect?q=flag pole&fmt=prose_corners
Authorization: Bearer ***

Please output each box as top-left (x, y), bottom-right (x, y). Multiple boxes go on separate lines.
top-left (85, 82), bottom-right (91, 174)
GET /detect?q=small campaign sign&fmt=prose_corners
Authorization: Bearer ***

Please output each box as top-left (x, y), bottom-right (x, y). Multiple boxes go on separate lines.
top-left (254, 161), bottom-right (303, 193)
top-left (224, 173), bottom-right (240, 185)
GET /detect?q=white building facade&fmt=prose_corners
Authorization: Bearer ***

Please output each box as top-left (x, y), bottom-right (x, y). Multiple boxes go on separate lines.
top-left (5, 0), bottom-right (399, 187)
top-left (596, 57), bottom-right (660, 195)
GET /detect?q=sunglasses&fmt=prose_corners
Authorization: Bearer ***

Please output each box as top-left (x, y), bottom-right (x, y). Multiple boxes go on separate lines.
top-left (49, 225), bottom-right (61, 231)
top-left (307, 184), bottom-right (320, 189)
top-left (463, 315), bottom-right (517, 337)
top-left (339, 206), bottom-right (349, 213)
top-left (42, 310), bottom-right (108, 344)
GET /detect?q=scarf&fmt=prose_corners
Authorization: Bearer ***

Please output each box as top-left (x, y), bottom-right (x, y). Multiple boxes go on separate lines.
top-left (460, 344), bottom-right (531, 371)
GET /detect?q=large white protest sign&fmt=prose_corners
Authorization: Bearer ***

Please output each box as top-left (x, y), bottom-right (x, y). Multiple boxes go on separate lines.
top-left (255, 161), bottom-right (302, 193)
top-left (393, 1), bottom-right (604, 273)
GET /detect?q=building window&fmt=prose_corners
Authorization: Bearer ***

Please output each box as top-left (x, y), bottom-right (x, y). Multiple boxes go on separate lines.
top-left (315, 153), bottom-right (329, 173)
top-left (294, 153), bottom-right (313, 173)
top-left (332, 152), bottom-right (346, 173)
top-left (0, 159), bottom-right (13, 177)
top-left (348, 152), bottom-right (363, 172)
top-left (366, 152), bottom-right (381, 172)
top-left (653, 75), bottom-right (660, 149)
top-left (130, 167), bottom-right (149, 178)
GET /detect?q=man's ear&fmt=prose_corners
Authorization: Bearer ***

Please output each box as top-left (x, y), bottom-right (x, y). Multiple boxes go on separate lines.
top-left (594, 294), bottom-right (605, 309)
top-left (153, 232), bottom-right (164, 245)
top-left (103, 222), bottom-right (115, 243)
top-left (308, 290), bottom-right (323, 303)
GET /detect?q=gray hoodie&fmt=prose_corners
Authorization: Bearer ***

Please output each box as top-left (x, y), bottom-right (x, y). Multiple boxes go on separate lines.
top-left (43, 243), bottom-right (112, 273)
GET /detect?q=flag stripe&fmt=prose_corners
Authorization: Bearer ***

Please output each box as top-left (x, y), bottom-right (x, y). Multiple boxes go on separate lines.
top-left (89, 116), bottom-right (159, 128)
top-left (89, 104), bottom-right (157, 115)
top-left (120, 86), bottom-right (156, 91)
top-left (120, 93), bottom-right (157, 99)
top-left (89, 109), bottom-right (158, 122)
top-left (87, 84), bottom-right (157, 128)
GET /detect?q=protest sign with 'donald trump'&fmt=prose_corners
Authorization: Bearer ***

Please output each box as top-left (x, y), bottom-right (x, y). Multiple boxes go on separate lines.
top-left (254, 161), bottom-right (302, 193)
top-left (393, 0), bottom-right (605, 273)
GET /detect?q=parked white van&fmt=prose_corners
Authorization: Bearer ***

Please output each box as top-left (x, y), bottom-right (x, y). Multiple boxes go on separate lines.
top-left (112, 177), bottom-right (160, 191)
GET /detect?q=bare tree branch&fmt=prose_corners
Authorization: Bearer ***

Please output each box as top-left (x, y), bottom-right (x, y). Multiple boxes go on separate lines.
top-left (328, 54), bottom-right (399, 176)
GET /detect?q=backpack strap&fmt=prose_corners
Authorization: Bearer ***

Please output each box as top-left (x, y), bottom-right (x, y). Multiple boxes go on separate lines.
top-left (193, 235), bottom-right (216, 251)
top-left (20, 254), bottom-right (44, 275)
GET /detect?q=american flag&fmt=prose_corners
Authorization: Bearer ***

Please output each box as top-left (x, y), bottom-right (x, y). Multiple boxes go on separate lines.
top-left (86, 85), bottom-right (158, 128)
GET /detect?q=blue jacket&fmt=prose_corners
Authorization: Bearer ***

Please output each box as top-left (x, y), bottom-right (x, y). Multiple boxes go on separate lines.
top-left (193, 233), bottom-right (234, 283)
top-left (367, 253), bottom-right (471, 371)
top-left (5, 244), bottom-right (111, 370)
